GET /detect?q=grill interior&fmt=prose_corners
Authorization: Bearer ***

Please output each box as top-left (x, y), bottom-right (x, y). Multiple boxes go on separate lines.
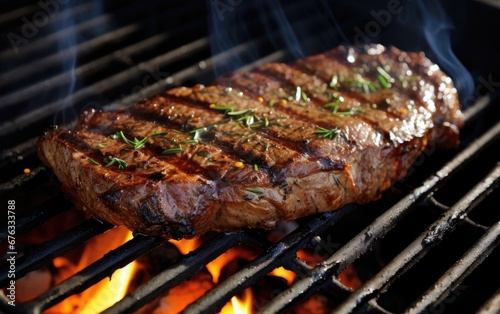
top-left (1, 0), bottom-right (500, 313)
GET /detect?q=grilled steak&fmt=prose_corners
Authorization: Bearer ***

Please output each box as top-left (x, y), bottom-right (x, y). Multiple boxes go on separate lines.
top-left (37, 45), bottom-right (463, 239)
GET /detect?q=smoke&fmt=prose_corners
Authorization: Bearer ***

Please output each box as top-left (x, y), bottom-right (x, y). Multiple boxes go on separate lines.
top-left (206, 0), bottom-right (346, 77)
top-left (51, 0), bottom-right (106, 125)
top-left (206, 0), bottom-right (473, 104)
top-left (396, 0), bottom-right (474, 104)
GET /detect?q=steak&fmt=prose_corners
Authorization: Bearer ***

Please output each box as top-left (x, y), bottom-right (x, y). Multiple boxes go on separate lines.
top-left (37, 45), bottom-right (463, 239)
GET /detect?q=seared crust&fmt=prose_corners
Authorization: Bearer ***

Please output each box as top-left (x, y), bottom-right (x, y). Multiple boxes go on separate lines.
top-left (37, 44), bottom-right (463, 239)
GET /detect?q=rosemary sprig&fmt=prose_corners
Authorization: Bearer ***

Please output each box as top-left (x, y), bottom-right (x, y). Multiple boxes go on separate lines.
top-left (210, 105), bottom-right (233, 113)
top-left (150, 131), bottom-right (168, 138)
top-left (261, 117), bottom-right (269, 127)
top-left (88, 158), bottom-right (101, 166)
top-left (104, 156), bottom-right (127, 169)
top-left (344, 76), bottom-right (378, 94)
top-left (237, 115), bottom-right (255, 126)
top-left (314, 127), bottom-right (340, 140)
top-left (188, 127), bottom-right (208, 142)
top-left (244, 188), bottom-right (263, 194)
top-left (295, 86), bottom-right (302, 102)
top-left (336, 108), bottom-right (364, 116)
top-left (301, 91), bottom-right (310, 102)
top-left (323, 102), bottom-right (364, 116)
top-left (323, 102), bottom-right (340, 113)
top-left (250, 118), bottom-right (269, 130)
top-left (329, 74), bottom-right (339, 89)
top-left (162, 147), bottom-right (183, 154)
top-left (227, 109), bottom-right (254, 116)
top-left (368, 82), bottom-right (378, 92)
top-left (182, 139), bottom-right (199, 144)
top-left (376, 66), bottom-right (392, 89)
top-left (115, 131), bottom-right (148, 149)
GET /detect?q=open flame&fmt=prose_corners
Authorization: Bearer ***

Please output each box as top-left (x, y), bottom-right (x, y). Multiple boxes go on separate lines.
top-left (270, 266), bottom-right (296, 285)
top-left (206, 246), bottom-right (255, 313)
top-left (22, 230), bottom-right (361, 314)
top-left (162, 238), bottom-right (362, 313)
top-left (169, 238), bottom-right (200, 255)
top-left (219, 288), bottom-right (253, 314)
top-left (162, 240), bottom-right (255, 313)
top-left (45, 226), bottom-right (136, 313)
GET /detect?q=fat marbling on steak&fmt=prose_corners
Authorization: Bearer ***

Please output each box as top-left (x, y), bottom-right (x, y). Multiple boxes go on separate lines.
top-left (37, 45), bottom-right (464, 239)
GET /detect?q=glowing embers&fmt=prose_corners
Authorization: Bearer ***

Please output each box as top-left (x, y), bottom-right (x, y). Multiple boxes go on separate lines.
top-left (166, 240), bottom-right (256, 314)
top-left (14, 217), bottom-right (362, 313)
top-left (16, 226), bottom-right (137, 314)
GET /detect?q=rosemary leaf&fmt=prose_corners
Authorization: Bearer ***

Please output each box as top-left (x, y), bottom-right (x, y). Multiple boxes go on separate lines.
top-left (88, 158), bottom-right (101, 166)
top-left (377, 73), bottom-right (388, 89)
top-left (323, 102), bottom-right (339, 113)
top-left (295, 86), bottom-right (301, 102)
top-left (227, 109), bottom-right (254, 116)
top-left (314, 127), bottom-right (340, 140)
top-left (244, 188), bottom-right (263, 194)
top-left (376, 66), bottom-right (391, 88)
top-left (104, 156), bottom-right (127, 169)
top-left (329, 74), bottom-right (338, 89)
top-left (196, 150), bottom-right (211, 157)
top-left (162, 147), bottom-right (183, 154)
top-left (302, 91), bottom-right (310, 102)
top-left (151, 131), bottom-right (168, 137)
top-left (116, 131), bottom-right (148, 149)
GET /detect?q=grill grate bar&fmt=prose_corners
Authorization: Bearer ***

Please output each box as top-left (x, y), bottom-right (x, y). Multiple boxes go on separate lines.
top-left (258, 120), bottom-right (500, 313)
top-left (0, 166), bottom-right (47, 196)
top-left (405, 221), bottom-right (500, 314)
top-left (0, 16), bottom-right (208, 111)
top-left (0, 35), bottom-right (209, 140)
top-left (0, 4), bottom-right (39, 25)
top-left (0, 218), bottom-right (112, 287)
top-left (1, 0), bottom-right (329, 145)
top-left (0, 25), bottom-right (139, 105)
top-left (0, 1), bottom-right (96, 58)
top-left (339, 163), bottom-right (500, 313)
top-left (0, 195), bottom-right (70, 239)
top-left (23, 234), bottom-right (163, 314)
top-left (476, 288), bottom-right (500, 314)
top-left (0, 137), bottom-right (38, 166)
top-left (183, 206), bottom-right (356, 314)
top-left (0, 0), bottom-right (161, 61)
top-left (102, 232), bottom-right (245, 314)
top-left (0, 6), bottom-right (127, 87)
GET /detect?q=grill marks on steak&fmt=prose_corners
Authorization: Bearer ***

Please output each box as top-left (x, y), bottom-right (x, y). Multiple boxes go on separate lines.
top-left (37, 45), bottom-right (463, 239)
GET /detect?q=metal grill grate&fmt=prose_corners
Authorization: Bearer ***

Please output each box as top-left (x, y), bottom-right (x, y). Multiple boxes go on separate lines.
top-left (1, 0), bottom-right (499, 313)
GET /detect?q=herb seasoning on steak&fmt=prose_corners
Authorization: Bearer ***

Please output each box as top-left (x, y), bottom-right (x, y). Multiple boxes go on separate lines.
top-left (37, 45), bottom-right (463, 239)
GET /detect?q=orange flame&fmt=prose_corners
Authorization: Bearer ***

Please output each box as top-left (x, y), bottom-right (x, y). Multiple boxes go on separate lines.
top-left (205, 247), bottom-right (255, 313)
top-left (219, 288), bottom-right (253, 314)
top-left (46, 226), bottom-right (136, 313)
top-left (270, 266), bottom-right (296, 285)
top-left (169, 238), bottom-right (200, 255)
top-left (205, 247), bottom-right (255, 284)
top-left (165, 242), bottom-right (256, 314)
top-left (206, 250), bottom-right (239, 284)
